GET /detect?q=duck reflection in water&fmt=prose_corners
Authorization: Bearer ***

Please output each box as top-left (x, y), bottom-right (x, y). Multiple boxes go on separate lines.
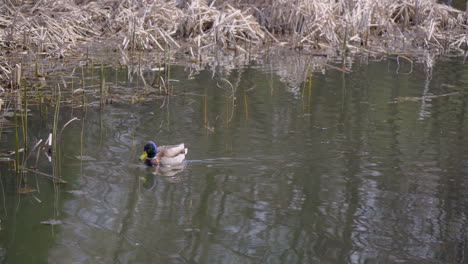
top-left (141, 164), bottom-right (187, 190)
top-left (153, 163), bottom-right (186, 177)
top-left (153, 162), bottom-right (186, 184)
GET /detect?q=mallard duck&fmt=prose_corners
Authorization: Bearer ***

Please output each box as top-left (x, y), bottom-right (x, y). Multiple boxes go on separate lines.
top-left (140, 141), bottom-right (188, 166)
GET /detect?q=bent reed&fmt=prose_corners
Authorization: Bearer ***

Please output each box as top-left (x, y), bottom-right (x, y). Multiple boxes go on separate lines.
top-left (0, 0), bottom-right (467, 86)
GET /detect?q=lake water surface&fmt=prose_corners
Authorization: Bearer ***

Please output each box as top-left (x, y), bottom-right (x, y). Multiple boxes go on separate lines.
top-left (0, 54), bottom-right (467, 263)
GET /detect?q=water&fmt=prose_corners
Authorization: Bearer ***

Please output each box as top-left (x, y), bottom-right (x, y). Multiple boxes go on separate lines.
top-left (0, 55), bottom-right (467, 263)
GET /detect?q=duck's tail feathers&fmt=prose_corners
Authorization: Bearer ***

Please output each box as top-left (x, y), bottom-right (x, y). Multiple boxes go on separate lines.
top-left (183, 148), bottom-right (188, 155)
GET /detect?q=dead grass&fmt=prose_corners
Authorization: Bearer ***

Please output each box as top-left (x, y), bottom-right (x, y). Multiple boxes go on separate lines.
top-left (0, 0), bottom-right (466, 86)
top-left (240, 0), bottom-right (467, 51)
top-left (1, 0), bottom-right (465, 52)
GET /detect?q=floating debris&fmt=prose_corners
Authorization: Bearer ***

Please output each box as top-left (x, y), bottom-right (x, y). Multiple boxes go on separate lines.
top-left (7, 148), bottom-right (25, 155)
top-left (74, 155), bottom-right (96, 161)
top-left (31, 194), bottom-right (42, 203)
top-left (184, 228), bottom-right (201, 233)
top-left (66, 190), bottom-right (87, 196)
top-left (18, 188), bottom-right (37, 194)
top-left (20, 167), bottom-right (68, 184)
top-left (40, 219), bottom-right (63, 226)
top-left (0, 157), bottom-right (14, 162)
top-left (389, 92), bottom-right (460, 103)
top-left (73, 88), bottom-right (86, 95)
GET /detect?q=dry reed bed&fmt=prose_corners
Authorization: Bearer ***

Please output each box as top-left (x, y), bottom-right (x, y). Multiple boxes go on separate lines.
top-left (0, 0), bottom-right (466, 86)
top-left (0, 0), bottom-right (265, 52)
top-left (1, 0), bottom-right (465, 53)
top-left (246, 0), bottom-right (467, 51)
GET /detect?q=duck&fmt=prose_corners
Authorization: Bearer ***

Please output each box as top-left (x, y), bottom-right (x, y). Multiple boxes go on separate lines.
top-left (140, 141), bottom-right (188, 166)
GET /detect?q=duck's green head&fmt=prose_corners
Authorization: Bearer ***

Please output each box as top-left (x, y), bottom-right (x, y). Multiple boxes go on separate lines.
top-left (140, 141), bottom-right (158, 160)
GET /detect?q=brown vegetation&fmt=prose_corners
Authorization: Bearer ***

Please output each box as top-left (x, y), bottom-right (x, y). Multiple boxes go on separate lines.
top-left (0, 0), bottom-right (467, 86)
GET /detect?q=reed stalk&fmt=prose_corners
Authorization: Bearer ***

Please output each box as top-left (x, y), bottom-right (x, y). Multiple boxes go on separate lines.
top-left (0, 171), bottom-right (7, 216)
top-left (204, 90), bottom-right (208, 135)
top-left (243, 89), bottom-right (248, 121)
top-left (80, 116), bottom-right (85, 178)
top-left (166, 46), bottom-right (171, 94)
top-left (301, 77), bottom-right (306, 113)
top-left (157, 55), bottom-right (162, 92)
top-left (137, 51), bottom-right (141, 89)
top-left (14, 108), bottom-right (19, 173)
top-left (132, 18), bottom-right (136, 51)
top-left (81, 66), bottom-right (85, 91)
top-left (225, 96), bottom-right (229, 128)
top-left (34, 57), bottom-right (39, 77)
top-left (308, 72), bottom-right (312, 113)
top-left (52, 84), bottom-right (61, 180)
top-left (20, 80), bottom-right (28, 171)
top-left (100, 63), bottom-right (105, 108)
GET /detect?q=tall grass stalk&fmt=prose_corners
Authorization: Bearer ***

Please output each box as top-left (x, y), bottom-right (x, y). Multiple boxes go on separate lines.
top-left (225, 96), bottom-right (229, 128)
top-left (341, 71), bottom-right (346, 112)
top-left (13, 64), bottom-right (22, 89)
top-left (80, 116), bottom-right (85, 178)
top-left (0, 171), bottom-right (7, 216)
top-left (301, 70), bottom-right (313, 114)
top-left (204, 92), bottom-right (208, 134)
top-left (21, 81), bottom-right (28, 155)
top-left (166, 46), bottom-right (171, 94)
top-left (100, 63), bottom-right (105, 108)
top-left (301, 78), bottom-right (306, 113)
top-left (70, 79), bottom-right (75, 116)
top-left (137, 51), bottom-right (141, 89)
top-left (269, 67), bottom-right (274, 96)
top-left (81, 65), bottom-right (85, 90)
top-left (243, 89), bottom-right (249, 121)
top-left (52, 84), bottom-right (61, 180)
top-left (18, 80), bottom-right (29, 177)
top-left (80, 66), bottom-right (88, 111)
top-left (99, 107), bottom-right (104, 149)
top-left (157, 55), bottom-right (162, 92)
top-left (13, 107), bottom-right (19, 173)
top-left (221, 78), bottom-right (235, 127)
top-left (34, 57), bottom-right (39, 77)
top-left (308, 72), bottom-right (312, 113)
top-left (132, 17), bottom-right (136, 51)
top-left (342, 25), bottom-right (348, 57)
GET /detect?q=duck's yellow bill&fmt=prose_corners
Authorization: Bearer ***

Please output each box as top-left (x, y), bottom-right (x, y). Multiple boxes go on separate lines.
top-left (139, 152), bottom-right (148, 160)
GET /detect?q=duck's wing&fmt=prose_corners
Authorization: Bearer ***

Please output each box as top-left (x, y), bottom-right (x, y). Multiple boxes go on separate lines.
top-left (159, 143), bottom-right (185, 157)
top-left (160, 153), bottom-right (185, 166)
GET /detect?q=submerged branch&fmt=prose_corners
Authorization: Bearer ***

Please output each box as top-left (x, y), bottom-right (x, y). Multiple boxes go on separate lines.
top-left (20, 167), bottom-right (67, 184)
